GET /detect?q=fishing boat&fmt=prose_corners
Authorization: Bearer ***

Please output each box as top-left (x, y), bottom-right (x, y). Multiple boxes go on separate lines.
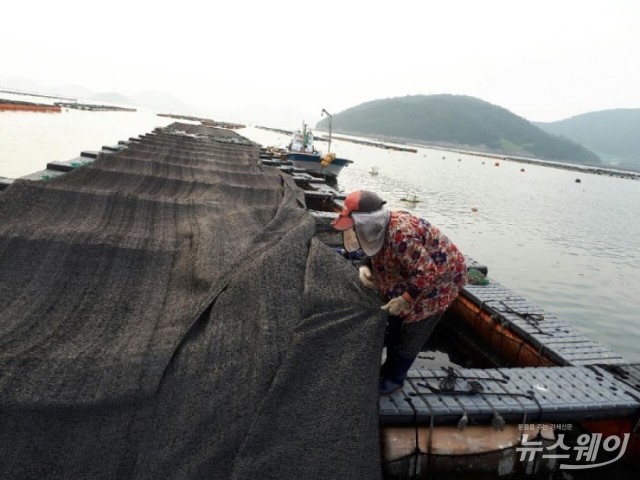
top-left (285, 121), bottom-right (353, 179)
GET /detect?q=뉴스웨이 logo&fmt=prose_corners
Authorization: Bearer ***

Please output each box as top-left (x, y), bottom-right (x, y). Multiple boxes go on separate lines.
top-left (516, 424), bottom-right (630, 470)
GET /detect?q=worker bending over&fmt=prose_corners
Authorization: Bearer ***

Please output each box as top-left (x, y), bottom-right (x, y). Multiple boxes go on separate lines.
top-left (332, 190), bottom-right (468, 395)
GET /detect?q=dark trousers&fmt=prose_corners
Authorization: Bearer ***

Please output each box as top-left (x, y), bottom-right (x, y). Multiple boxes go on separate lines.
top-left (384, 313), bottom-right (444, 358)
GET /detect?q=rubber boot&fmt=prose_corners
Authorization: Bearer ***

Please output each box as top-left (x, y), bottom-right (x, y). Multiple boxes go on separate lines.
top-left (380, 316), bottom-right (404, 378)
top-left (379, 347), bottom-right (395, 379)
top-left (379, 352), bottom-right (415, 395)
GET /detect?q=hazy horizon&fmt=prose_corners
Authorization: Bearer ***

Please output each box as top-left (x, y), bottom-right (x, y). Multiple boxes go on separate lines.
top-left (2, 1), bottom-right (639, 129)
top-left (4, 76), bottom-right (639, 132)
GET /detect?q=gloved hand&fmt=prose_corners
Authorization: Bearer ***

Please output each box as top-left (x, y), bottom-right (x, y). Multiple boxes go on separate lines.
top-left (359, 266), bottom-right (377, 289)
top-left (381, 295), bottom-right (411, 316)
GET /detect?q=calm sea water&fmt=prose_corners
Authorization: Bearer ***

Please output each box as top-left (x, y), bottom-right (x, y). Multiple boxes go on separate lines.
top-left (0, 104), bottom-right (174, 178)
top-left (241, 127), bottom-right (640, 363)
top-left (1, 109), bottom-right (638, 363)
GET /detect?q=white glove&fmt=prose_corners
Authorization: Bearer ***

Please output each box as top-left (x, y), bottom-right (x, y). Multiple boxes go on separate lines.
top-left (381, 296), bottom-right (411, 316)
top-left (358, 266), bottom-right (377, 289)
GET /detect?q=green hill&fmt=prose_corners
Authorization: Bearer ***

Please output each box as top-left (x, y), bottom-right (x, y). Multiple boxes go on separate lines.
top-left (316, 95), bottom-right (601, 165)
top-left (535, 109), bottom-right (640, 171)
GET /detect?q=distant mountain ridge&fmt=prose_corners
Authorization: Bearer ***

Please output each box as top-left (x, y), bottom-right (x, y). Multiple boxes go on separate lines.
top-left (535, 109), bottom-right (640, 171)
top-left (316, 95), bottom-right (601, 165)
top-left (0, 77), bottom-right (198, 115)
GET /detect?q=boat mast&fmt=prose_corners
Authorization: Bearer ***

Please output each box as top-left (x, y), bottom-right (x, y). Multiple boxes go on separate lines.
top-left (321, 108), bottom-right (332, 153)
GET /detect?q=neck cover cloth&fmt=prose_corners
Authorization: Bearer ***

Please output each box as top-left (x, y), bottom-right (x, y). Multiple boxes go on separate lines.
top-left (351, 209), bottom-right (390, 256)
top-left (342, 227), bottom-right (361, 253)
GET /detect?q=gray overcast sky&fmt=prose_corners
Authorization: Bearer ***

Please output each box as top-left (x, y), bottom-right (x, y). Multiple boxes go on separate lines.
top-left (2, 0), bottom-right (638, 128)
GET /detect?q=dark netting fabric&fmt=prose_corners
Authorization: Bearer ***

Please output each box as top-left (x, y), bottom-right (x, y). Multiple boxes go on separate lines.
top-left (0, 124), bottom-right (386, 479)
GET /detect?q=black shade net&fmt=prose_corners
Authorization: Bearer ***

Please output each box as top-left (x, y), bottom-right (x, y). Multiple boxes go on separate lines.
top-left (0, 124), bottom-right (386, 479)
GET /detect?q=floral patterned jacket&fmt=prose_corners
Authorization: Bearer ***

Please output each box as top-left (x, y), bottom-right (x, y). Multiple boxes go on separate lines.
top-left (371, 211), bottom-right (468, 324)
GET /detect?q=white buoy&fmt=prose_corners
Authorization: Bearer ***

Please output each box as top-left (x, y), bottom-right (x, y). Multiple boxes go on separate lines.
top-left (401, 193), bottom-right (420, 203)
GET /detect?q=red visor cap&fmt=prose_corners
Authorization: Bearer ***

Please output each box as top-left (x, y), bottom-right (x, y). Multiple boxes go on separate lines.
top-left (331, 190), bottom-right (386, 231)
